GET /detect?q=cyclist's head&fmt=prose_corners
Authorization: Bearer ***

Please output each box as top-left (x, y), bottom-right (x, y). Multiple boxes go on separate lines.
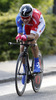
top-left (19, 4), bottom-right (33, 24)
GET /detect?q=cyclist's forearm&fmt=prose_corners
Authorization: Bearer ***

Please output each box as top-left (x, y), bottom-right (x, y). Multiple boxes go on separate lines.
top-left (26, 34), bottom-right (35, 40)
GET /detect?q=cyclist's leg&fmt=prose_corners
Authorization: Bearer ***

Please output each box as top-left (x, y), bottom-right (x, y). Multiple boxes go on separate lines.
top-left (31, 40), bottom-right (40, 72)
top-left (20, 45), bottom-right (25, 63)
top-left (20, 45), bottom-right (26, 84)
top-left (20, 45), bottom-right (25, 84)
top-left (31, 16), bottom-right (45, 72)
top-left (20, 45), bottom-right (24, 53)
top-left (31, 40), bottom-right (39, 57)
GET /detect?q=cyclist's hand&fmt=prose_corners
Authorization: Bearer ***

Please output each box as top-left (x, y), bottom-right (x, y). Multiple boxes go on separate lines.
top-left (15, 34), bottom-right (21, 41)
top-left (21, 35), bottom-right (27, 41)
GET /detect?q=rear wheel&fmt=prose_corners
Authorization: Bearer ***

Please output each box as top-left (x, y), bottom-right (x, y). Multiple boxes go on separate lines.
top-left (31, 50), bottom-right (43, 92)
top-left (15, 53), bottom-right (27, 96)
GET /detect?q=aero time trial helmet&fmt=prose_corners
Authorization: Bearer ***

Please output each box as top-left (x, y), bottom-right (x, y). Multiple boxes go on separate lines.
top-left (19, 4), bottom-right (33, 20)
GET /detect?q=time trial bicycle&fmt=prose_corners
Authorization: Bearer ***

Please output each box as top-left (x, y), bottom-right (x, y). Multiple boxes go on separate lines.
top-left (8, 40), bottom-right (43, 96)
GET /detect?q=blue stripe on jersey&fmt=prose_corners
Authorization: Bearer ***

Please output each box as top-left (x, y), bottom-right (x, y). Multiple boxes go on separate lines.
top-left (17, 26), bottom-right (23, 33)
top-left (23, 25), bottom-right (26, 35)
top-left (41, 24), bottom-right (45, 31)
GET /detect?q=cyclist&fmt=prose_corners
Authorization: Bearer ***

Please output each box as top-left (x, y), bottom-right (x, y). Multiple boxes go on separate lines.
top-left (15, 4), bottom-right (45, 84)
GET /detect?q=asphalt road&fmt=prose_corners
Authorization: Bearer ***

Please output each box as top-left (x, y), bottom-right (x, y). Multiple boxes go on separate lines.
top-left (0, 75), bottom-right (56, 100)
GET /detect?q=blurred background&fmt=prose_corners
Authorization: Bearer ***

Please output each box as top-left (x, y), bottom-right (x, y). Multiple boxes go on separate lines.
top-left (0, 0), bottom-right (56, 61)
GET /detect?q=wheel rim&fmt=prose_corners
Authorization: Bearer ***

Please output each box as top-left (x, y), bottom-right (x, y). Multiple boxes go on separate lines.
top-left (15, 55), bottom-right (27, 96)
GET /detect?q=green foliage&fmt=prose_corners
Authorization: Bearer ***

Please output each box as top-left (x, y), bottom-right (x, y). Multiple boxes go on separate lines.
top-left (0, 0), bottom-right (11, 12)
top-left (0, 19), bottom-right (20, 61)
top-left (38, 14), bottom-right (56, 55)
top-left (0, 0), bottom-right (42, 12)
top-left (10, 0), bottom-right (23, 12)
top-left (0, 0), bottom-right (23, 13)
top-left (22, 0), bottom-right (42, 7)
top-left (0, 0), bottom-right (53, 14)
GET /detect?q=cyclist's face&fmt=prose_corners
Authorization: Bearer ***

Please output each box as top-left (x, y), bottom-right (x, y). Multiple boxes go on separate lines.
top-left (21, 16), bottom-right (31, 24)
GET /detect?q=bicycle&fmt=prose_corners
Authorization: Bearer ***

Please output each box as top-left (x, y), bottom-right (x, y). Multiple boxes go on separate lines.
top-left (8, 40), bottom-right (43, 96)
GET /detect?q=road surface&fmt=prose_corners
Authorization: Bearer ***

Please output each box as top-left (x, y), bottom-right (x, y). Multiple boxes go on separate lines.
top-left (0, 75), bottom-right (56, 100)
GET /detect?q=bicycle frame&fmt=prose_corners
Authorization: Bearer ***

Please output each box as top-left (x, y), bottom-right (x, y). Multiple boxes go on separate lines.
top-left (22, 45), bottom-right (32, 76)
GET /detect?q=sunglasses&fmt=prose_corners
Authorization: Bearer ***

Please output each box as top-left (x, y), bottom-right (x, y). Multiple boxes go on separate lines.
top-left (21, 16), bottom-right (31, 20)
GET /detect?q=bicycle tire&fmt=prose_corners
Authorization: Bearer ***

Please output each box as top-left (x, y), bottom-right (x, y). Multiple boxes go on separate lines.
top-left (31, 51), bottom-right (43, 93)
top-left (15, 53), bottom-right (27, 96)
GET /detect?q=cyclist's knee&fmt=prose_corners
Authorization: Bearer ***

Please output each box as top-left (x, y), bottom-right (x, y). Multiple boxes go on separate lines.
top-left (30, 40), bottom-right (36, 44)
top-left (31, 40), bottom-right (38, 48)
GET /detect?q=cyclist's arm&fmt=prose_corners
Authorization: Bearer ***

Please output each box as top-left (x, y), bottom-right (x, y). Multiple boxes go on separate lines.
top-left (26, 33), bottom-right (35, 40)
top-left (16, 14), bottom-right (23, 35)
top-left (17, 26), bottom-right (23, 35)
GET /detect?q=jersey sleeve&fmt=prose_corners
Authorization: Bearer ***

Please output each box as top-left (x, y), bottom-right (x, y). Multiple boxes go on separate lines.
top-left (16, 14), bottom-right (23, 33)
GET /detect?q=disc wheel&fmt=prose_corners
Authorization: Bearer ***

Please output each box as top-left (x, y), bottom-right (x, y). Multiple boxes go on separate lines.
top-left (32, 51), bottom-right (43, 92)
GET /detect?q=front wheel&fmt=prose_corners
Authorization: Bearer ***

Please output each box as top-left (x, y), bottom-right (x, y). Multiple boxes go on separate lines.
top-left (15, 53), bottom-right (27, 96)
top-left (31, 50), bottom-right (43, 92)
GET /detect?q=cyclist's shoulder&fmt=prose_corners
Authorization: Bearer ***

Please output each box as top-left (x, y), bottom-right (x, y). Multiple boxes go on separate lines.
top-left (16, 13), bottom-right (21, 21)
top-left (16, 13), bottom-right (23, 25)
top-left (33, 8), bottom-right (42, 14)
top-left (32, 8), bottom-right (42, 21)
top-left (32, 8), bottom-right (42, 18)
